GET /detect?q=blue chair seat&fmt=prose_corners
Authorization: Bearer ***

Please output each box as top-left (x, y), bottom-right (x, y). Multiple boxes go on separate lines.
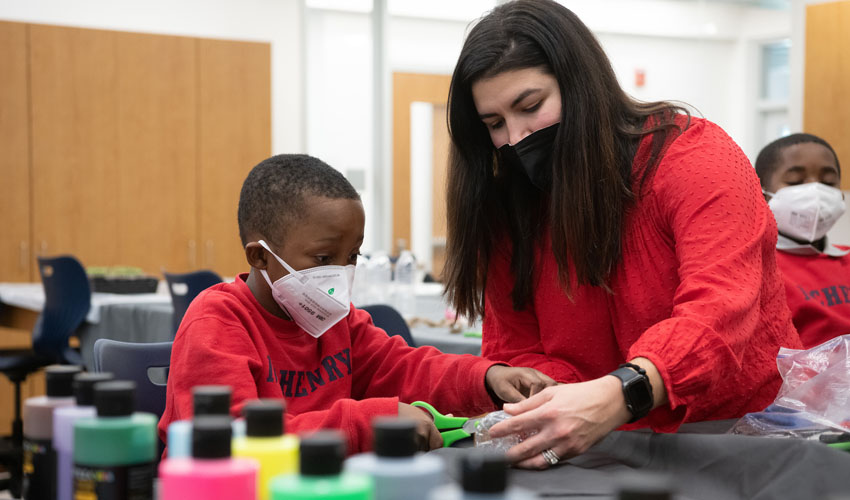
top-left (93, 338), bottom-right (173, 420)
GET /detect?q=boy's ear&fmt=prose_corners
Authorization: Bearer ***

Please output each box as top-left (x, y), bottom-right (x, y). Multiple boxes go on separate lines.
top-left (244, 242), bottom-right (268, 270)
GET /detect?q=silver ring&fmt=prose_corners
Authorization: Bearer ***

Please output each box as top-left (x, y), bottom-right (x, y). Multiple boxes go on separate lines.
top-left (542, 448), bottom-right (560, 465)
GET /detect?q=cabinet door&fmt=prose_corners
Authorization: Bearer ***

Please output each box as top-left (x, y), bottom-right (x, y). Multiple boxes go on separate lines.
top-left (0, 21), bottom-right (32, 281)
top-left (115, 32), bottom-right (196, 273)
top-left (30, 25), bottom-right (121, 268)
top-left (198, 39), bottom-right (271, 277)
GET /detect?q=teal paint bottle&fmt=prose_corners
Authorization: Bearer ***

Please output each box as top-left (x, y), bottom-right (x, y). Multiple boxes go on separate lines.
top-left (73, 380), bottom-right (158, 500)
top-left (22, 364), bottom-right (81, 500)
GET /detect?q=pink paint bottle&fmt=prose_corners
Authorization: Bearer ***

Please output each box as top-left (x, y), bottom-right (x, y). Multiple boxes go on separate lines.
top-left (159, 415), bottom-right (259, 500)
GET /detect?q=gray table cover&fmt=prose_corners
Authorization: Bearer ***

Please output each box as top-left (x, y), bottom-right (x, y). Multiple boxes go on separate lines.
top-left (431, 420), bottom-right (850, 499)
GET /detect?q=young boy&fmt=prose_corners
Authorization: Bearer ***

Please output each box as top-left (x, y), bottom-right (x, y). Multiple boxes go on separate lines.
top-left (755, 133), bottom-right (849, 349)
top-left (158, 154), bottom-right (555, 453)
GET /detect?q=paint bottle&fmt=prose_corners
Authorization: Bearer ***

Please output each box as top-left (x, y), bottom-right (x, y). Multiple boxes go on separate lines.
top-left (22, 364), bottom-right (81, 500)
top-left (232, 399), bottom-right (299, 500)
top-left (73, 380), bottom-right (158, 500)
top-left (159, 415), bottom-right (258, 500)
top-left (167, 385), bottom-right (244, 459)
top-left (270, 430), bottom-right (373, 500)
top-left (427, 451), bottom-right (535, 500)
top-left (345, 418), bottom-right (443, 500)
top-left (53, 372), bottom-right (114, 500)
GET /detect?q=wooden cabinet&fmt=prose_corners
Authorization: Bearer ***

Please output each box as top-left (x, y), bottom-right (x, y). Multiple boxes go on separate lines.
top-left (0, 22), bottom-right (33, 282)
top-left (0, 22), bottom-right (271, 280)
top-left (198, 39), bottom-right (271, 277)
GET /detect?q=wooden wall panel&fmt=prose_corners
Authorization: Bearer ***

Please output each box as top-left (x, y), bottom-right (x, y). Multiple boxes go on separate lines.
top-left (391, 73), bottom-right (452, 254)
top-left (198, 39), bottom-right (271, 276)
top-left (115, 32), bottom-right (197, 274)
top-left (804, 1), bottom-right (850, 191)
top-left (29, 25), bottom-right (121, 267)
top-left (0, 22), bottom-right (32, 281)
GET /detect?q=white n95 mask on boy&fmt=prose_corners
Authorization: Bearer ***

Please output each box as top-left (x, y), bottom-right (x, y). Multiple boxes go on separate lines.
top-left (257, 240), bottom-right (355, 338)
top-left (766, 183), bottom-right (846, 243)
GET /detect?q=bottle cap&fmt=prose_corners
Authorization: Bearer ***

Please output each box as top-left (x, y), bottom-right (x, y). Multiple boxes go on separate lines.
top-left (461, 451), bottom-right (507, 493)
top-left (617, 472), bottom-right (674, 500)
top-left (373, 418), bottom-right (418, 457)
top-left (300, 431), bottom-right (346, 476)
top-left (45, 365), bottom-right (83, 398)
top-left (94, 380), bottom-right (135, 417)
top-left (192, 385), bottom-right (231, 416)
top-left (192, 416), bottom-right (233, 459)
top-left (73, 372), bottom-right (114, 406)
top-left (243, 399), bottom-right (284, 437)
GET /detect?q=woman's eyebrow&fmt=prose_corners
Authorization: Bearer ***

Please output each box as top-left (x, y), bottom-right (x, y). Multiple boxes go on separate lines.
top-left (478, 88), bottom-right (543, 119)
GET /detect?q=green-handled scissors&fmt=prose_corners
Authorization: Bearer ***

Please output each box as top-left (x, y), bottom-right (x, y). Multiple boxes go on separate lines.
top-left (411, 401), bottom-right (480, 447)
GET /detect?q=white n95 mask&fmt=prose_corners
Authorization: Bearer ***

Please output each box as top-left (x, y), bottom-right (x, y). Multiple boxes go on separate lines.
top-left (766, 183), bottom-right (846, 243)
top-left (257, 240), bottom-right (355, 338)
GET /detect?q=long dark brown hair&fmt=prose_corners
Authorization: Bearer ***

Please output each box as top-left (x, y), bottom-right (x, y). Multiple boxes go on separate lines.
top-left (443, 0), bottom-right (689, 320)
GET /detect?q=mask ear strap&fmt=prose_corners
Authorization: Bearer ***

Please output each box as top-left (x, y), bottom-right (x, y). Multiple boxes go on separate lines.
top-left (762, 189), bottom-right (775, 201)
top-left (257, 240), bottom-right (306, 283)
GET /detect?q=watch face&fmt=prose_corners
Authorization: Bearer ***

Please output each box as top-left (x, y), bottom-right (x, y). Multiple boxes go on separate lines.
top-left (625, 377), bottom-right (653, 412)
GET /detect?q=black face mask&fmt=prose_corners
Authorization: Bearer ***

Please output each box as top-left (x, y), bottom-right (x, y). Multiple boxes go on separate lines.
top-left (497, 123), bottom-right (559, 190)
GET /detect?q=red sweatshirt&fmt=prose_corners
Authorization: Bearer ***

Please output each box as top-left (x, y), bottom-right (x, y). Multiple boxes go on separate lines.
top-left (158, 274), bottom-right (499, 454)
top-left (483, 117), bottom-right (802, 432)
top-left (775, 242), bottom-right (850, 349)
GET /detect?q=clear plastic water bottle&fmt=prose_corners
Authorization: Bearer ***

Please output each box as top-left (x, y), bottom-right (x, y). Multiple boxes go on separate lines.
top-left (367, 252), bottom-right (392, 305)
top-left (393, 250), bottom-right (416, 318)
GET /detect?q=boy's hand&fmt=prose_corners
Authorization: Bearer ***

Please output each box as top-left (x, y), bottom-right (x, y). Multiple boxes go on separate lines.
top-left (485, 365), bottom-right (557, 404)
top-left (398, 402), bottom-right (443, 451)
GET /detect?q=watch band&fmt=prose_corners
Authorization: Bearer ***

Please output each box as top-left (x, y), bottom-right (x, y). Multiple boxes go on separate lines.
top-left (610, 363), bottom-right (654, 423)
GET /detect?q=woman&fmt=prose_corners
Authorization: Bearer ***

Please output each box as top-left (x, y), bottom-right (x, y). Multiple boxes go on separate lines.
top-left (443, 0), bottom-right (801, 469)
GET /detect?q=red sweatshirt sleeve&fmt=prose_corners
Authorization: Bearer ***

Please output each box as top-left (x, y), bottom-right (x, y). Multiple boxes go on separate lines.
top-left (346, 308), bottom-right (499, 417)
top-left (481, 246), bottom-right (584, 383)
top-left (627, 121), bottom-right (799, 430)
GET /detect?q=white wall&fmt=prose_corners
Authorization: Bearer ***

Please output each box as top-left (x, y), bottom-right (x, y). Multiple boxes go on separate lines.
top-left (0, 0), bottom-right (305, 155)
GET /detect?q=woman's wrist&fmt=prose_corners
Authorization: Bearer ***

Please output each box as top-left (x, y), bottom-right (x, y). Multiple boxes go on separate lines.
top-left (627, 357), bottom-right (668, 410)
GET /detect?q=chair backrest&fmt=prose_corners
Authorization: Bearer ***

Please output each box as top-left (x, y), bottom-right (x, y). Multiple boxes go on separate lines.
top-left (163, 270), bottom-right (223, 333)
top-left (35, 255), bottom-right (91, 364)
top-left (361, 304), bottom-right (417, 347)
top-left (93, 338), bottom-right (173, 419)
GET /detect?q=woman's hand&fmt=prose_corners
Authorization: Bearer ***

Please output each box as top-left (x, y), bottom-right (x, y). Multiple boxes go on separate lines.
top-left (487, 376), bottom-right (632, 469)
top-left (484, 365), bottom-right (558, 403)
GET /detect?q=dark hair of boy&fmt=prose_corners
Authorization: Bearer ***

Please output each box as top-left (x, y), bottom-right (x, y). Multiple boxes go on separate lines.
top-left (237, 154), bottom-right (360, 246)
top-left (754, 133), bottom-right (841, 188)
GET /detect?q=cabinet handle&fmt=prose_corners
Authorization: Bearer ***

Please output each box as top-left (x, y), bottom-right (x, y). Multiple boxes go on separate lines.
top-left (40, 240), bottom-right (48, 256)
top-left (19, 241), bottom-right (28, 270)
top-left (188, 240), bottom-right (196, 268)
top-left (205, 240), bottom-right (214, 267)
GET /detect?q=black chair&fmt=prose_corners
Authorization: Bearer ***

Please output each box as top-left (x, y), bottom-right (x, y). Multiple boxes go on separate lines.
top-left (163, 270), bottom-right (223, 334)
top-left (92, 338), bottom-right (173, 421)
top-left (0, 255), bottom-right (90, 496)
top-left (361, 304), bottom-right (417, 347)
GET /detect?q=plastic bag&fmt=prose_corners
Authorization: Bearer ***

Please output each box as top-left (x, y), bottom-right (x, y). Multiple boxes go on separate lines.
top-left (465, 410), bottom-right (537, 452)
top-left (729, 334), bottom-right (850, 439)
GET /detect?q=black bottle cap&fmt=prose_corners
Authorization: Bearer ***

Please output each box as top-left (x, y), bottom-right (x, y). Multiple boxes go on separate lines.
top-left (300, 431), bottom-right (346, 476)
top-left (617, 473), bottom-right (674, 500)
top-left (243, 399), bottom-right (284, 437)
top-left (192, 416), bottom-right (233, 459)
top-left (193, 385), bottom-right (232, 417)
top-left (94, 380), bottom-right (135, 417)
top-left (373, 418), bottom-right (418, 457)
top-left (73, 372), bottom-right (114, 406)
top-left (45, 365), bottom-right (83, 398)
top-left (461, 451), bottom-right (508, 493)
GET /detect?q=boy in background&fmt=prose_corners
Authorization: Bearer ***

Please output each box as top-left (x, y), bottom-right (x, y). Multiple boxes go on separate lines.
top-left (158, 154), bottom-right (555, 452)
top-left (756, 133), bottom-right (849, 348)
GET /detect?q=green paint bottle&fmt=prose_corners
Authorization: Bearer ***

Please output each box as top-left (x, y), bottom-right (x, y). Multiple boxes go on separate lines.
top-left (73, 380), bottom-right (158, 500)
top-left (270, 430), bottom-right (373, 500)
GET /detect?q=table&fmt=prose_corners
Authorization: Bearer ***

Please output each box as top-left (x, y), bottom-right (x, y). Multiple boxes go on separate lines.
top-left (432, 419), bottom-right (850, 499)
top-left (0, 282), bottom-right (481, 371)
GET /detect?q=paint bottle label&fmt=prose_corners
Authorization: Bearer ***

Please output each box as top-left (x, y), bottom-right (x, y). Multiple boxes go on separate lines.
top-left (73, 462), bottom-right (155, 500)
top-left (22, 438), bottom-right (56, 500)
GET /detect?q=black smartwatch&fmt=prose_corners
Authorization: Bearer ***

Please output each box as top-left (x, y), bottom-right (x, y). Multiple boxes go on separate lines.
top-left (609, 363), bottom-right (654, 423)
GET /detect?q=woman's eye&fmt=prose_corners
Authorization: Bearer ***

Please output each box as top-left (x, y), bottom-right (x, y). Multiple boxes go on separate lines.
top-left (487, 120), bottom-right (504, 130)
top-left (523, 101), bottom-right (542, 113)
